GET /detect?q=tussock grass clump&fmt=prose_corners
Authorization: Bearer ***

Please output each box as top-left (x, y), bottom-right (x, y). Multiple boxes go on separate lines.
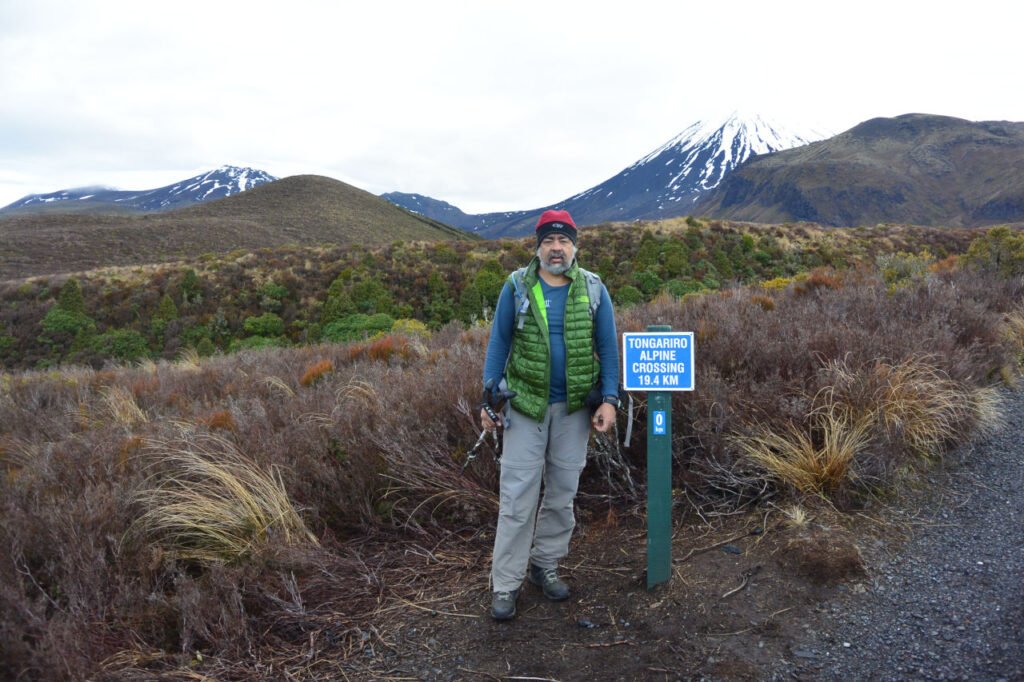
top-left (734, 356), bottom-right (1005, 497)
top-left (127, 434), bottom-right (318, 564)
top-left (822, 356), bottom-right (1004, 461)
top-left (99, 384), bottom-right (149, 429)
top-left (1004, 308), bottom-right (1024, 376)
top-left (736, 407), bottom-right (873, 495)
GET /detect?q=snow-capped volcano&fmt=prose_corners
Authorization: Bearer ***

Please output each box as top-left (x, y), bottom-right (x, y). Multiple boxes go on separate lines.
top-left (563, 112), bottom-right (829, 222)
top-left (384, 112), bottom-right (831, 238)
top-left (1, 165), bottom-right (277, 214)
top-left (639, 113), bottom-right (826, 199)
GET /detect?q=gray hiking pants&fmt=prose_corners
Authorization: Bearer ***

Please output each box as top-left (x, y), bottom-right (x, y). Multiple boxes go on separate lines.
top-left (491, 402), bottom-right (591, 592)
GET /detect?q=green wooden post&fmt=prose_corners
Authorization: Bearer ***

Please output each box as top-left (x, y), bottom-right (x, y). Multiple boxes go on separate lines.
top-left (646, 324), bottom-right (672, 589)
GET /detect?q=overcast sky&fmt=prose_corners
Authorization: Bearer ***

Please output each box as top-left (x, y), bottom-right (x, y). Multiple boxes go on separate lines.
top-left (1, 1), bottom-right (1022, 213)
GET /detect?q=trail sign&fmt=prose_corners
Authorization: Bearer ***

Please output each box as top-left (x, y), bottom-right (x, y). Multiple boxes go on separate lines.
top-left (622, 332), bottom-right (694, 391)
top-left (623, 326), bottom-right (696, 589)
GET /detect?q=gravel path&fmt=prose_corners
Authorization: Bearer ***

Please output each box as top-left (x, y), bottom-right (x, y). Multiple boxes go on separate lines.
top-left (783, 388), bottom-right (1024, 681)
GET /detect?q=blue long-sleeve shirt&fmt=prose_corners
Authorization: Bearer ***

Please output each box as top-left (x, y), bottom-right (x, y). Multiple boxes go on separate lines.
top-left (483, 277), bottom-right (619, 403)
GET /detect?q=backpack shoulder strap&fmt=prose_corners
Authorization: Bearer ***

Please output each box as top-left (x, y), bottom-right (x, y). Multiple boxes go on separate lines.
top-left (508, 267), bottom-right (530, 330)
top-left (579, 268), bottom-right (603, 319)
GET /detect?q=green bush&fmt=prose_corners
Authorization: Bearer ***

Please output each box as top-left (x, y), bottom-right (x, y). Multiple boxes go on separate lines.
top-left (229, 335), bottom-right (289, 352)
top-left (667, 279), bottom-right (706, 298)
top-left (877, 251), bottom-right (932, 287)
top-left (156, 293), bottom-right (179, 321)
top-left (57, 278), bottom-right (87, 315)
top-left (260, 281), bottom-right (289, 301)
top-left (243, 313), bottom-right (285, 338)
top-left (92, 329), bottom-right (151, 362)
top-left (472, 258), bottom-right (506, 310)
top-left (321, 313), bottom-right (396, 343)
top-left (634, 268), bottom-right (664, 296)
top-left (615, 285), bottom-right (644, 307)
top-left (40, 306), bottom-right (96, 338)
top-left (196, 337), bottom-right (216, 357)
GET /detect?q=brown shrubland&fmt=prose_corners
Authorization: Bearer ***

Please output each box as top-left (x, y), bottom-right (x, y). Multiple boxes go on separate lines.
top-left (0, 263), bottom-right (1021, 679)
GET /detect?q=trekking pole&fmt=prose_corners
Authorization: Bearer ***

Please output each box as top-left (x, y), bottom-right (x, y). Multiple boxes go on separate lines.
top-left (462, 378), bottom-right (516, 472)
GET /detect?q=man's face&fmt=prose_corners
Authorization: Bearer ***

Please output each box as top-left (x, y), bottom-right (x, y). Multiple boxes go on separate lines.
top-left (537, 233), bottom-right (576, 275)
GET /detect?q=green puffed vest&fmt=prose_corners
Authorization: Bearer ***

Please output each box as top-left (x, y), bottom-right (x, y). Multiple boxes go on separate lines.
top-left (505, 258), bottom-right (601, 421)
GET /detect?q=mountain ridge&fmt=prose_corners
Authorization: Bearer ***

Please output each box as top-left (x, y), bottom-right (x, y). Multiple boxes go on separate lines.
top-left (383, 112), bottom-right (827, 238)
top-left (693, 113), bottom-right (1024, 228)
top-left (0, 174), bottom-right (471, 280)
top-left (0, 165), bottom-right (277, 216)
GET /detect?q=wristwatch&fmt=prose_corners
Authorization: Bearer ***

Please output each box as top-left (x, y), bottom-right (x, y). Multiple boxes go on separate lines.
top-left (602, 395), bottom-right (620, 407)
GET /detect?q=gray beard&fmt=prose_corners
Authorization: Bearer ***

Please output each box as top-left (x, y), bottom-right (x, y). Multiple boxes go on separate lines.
top-left (537, 249), bottom-right (575, 276)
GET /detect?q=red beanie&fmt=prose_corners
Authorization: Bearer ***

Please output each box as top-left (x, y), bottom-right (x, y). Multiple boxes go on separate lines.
top-left (535, 209), bottom-right (578, 246)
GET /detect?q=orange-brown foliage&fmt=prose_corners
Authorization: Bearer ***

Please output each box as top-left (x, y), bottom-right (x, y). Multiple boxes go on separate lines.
top-left (129, 377), bottom-right (159, 395)
top-left (368, 335), bottom-right (409, 362)
top-left (343, 342), bottom-right (367, 363)
top-left (795, 268), bottom-right (843, 295)
top-left (199, 409), bottom-right (236, 431)
top-left (930, 255), bottom-right (959, 275)
top-left (300, 359), bottom-right (335, 386)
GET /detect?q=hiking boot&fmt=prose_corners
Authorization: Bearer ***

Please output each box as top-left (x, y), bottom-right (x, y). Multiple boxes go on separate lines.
top-left (529, 563), bottom-right (569, 601)
top-left (490, 589), bottom-right (519, 620)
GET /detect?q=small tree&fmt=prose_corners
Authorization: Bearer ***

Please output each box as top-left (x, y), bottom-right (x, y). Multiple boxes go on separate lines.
top-left (151, 293), bottom-right (180, 346)
top-left (57, 278), bottom-right (87, 315)
top-left (472, 258), bottom-right (506, 310)
top-left (961, 226), bottom-right (1024, 277)
top-left (179, 268), bottom-right (202, 305)
top-left (40, 279), bottom-right (96, 343)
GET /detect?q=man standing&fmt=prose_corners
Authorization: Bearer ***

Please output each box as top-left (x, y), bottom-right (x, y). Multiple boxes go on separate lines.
top-left (480, 209), bottom-right (619, 620)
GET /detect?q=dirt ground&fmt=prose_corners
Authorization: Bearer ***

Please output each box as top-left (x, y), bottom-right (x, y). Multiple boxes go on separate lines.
top-left (342, 500), bottom-right (878, 681)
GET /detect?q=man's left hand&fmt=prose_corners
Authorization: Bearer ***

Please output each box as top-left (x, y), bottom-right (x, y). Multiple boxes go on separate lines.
top-left (592, 402), bottom-right (616, 433)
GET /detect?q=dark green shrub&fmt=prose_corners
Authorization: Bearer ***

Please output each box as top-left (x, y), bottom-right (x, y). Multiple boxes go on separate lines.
top-left (243, 312), bottom-right (285, 338)
top-left (666, 279), bottom-right (706, 298)
top-left (40, 306), bottom-right (96, 338)
top-left (229, 335), bottom-right (288, 352)
top-left (321, 313), bottom-right (395, 343)
top-left (615, 285), bottom-right (643, 307)
top-left (196, 336), bottom-right (216, 357)
top-left (57, 278), bottom-right (87, 315)
top-left (91, 329), bottom-right (151, 362)
top-left (472, 258), bottom-right (506, 310)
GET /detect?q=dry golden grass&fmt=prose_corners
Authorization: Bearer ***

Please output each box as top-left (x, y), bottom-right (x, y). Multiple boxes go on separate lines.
top-left (1004, 308), bottom-right (1024, 371)
top-left (781, 504), bottom-right (810, 529)
top-left (736, 408), bottom-right (873, 495)
top-left (96, 385), bottom-right (148, 429)
top-left (263, 374), bottom-right (296, 398)
top-left (820, 356), bottom-right (1001, 459)
top-left (869, 359), bottom-right (979, 458)
top-left (127, 434), bottom-right (317, 563)
top-left (174, 346), bottom-right (203, 372)
top-left (971, 385), bottom-right (1005, 438)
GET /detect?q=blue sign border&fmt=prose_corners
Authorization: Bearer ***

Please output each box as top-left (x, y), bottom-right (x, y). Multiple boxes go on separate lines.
top-left (622, 331), bottom-right (694, 391)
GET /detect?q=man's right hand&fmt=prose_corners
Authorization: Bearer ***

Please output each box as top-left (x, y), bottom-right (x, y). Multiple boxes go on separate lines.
top-left (480, 407), bottom-right (497, 432)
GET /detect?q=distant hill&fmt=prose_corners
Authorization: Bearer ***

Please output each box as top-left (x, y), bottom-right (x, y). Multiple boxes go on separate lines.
top-left (0, 175), bottom-right (472, 280)
top-left (0, 166), bottom-right (277, 216)
top-left (383, 112), bottom-right (827, 238)
top-left (693, 114), bottom-right (1024, 228)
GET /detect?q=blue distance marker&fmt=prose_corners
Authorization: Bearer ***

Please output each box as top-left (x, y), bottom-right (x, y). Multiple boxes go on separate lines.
top-left (622, 327), bottom-right (695, 589)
